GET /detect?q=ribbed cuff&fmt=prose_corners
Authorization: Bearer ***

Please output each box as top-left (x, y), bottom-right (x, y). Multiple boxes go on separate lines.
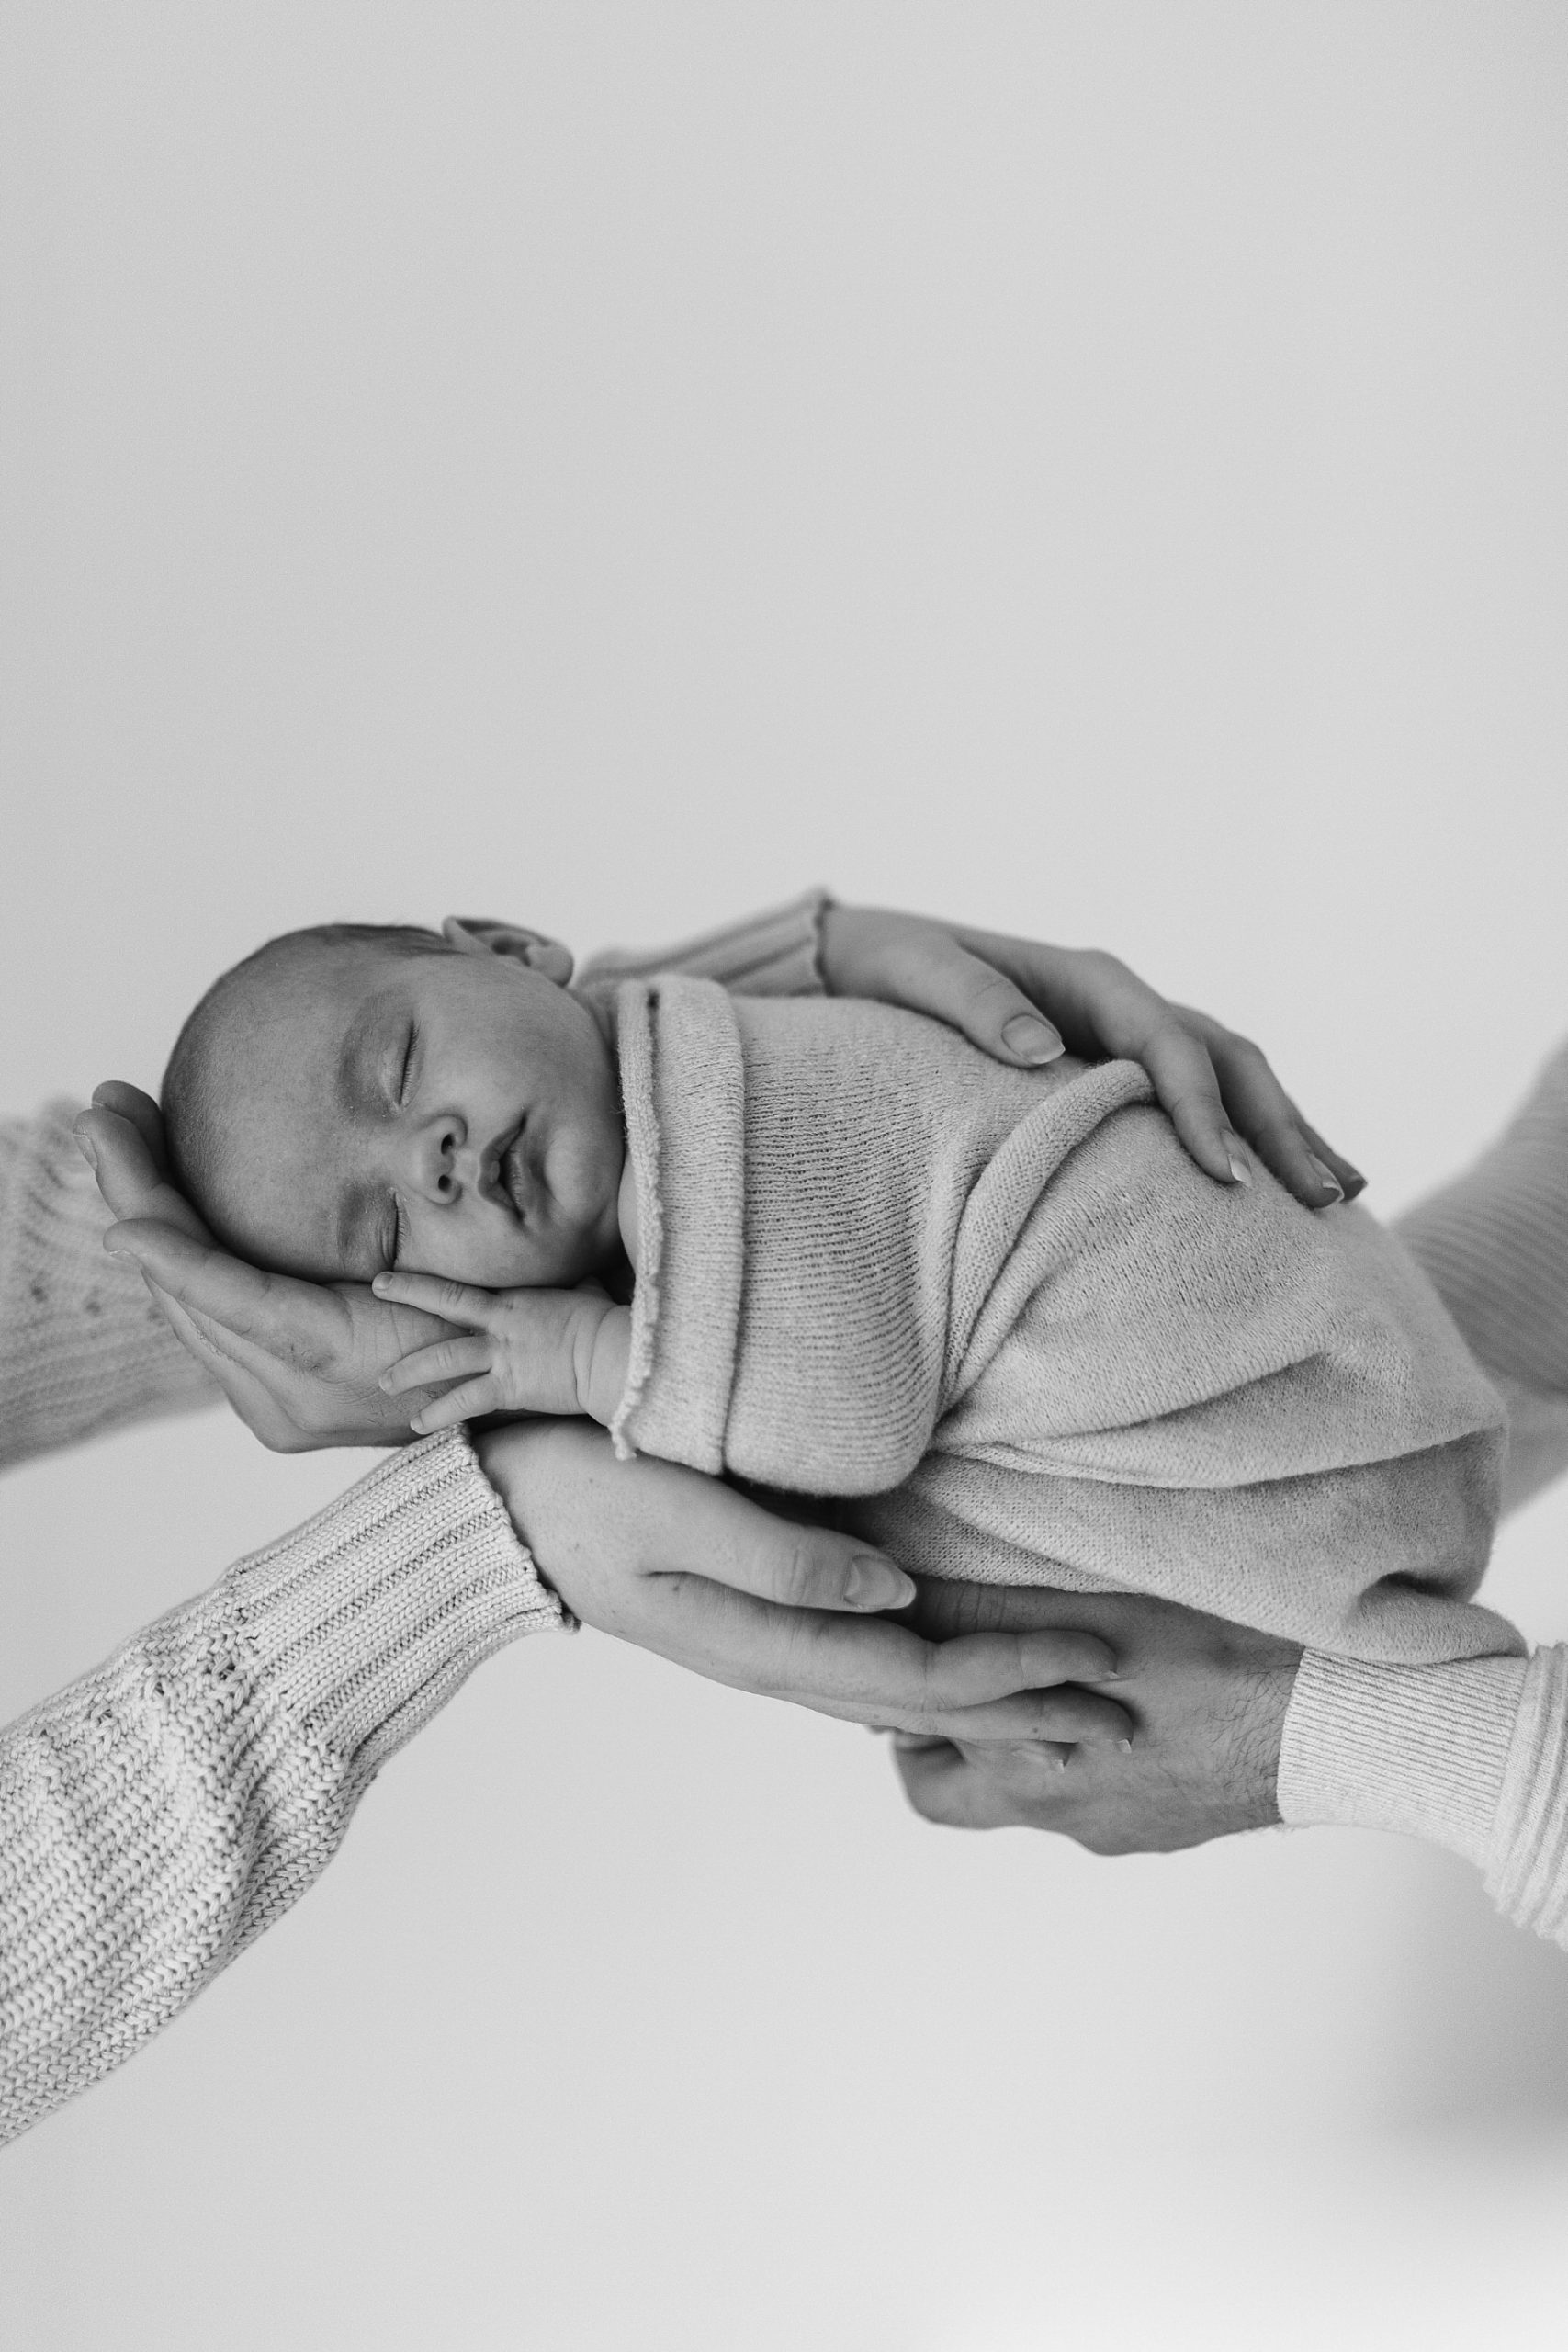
top-left (230, 1428), bottom-right (562, 1781)
top-left (1278, 1648), bottom-right (1527, 1867)
top-left (1485, 1645), bottom-right (1568, 1942)
top-left (578, 888), bottom-right (831, 999)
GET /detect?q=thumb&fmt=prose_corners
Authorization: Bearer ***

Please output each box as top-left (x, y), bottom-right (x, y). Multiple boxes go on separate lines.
top-left (76, 1103), bottom-right (213, 1241)
top-left (102, 1219), bottom-right (285, 1340)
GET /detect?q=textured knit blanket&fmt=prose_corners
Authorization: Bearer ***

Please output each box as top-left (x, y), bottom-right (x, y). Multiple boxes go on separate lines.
top-left (611, 977), bottom-right (1517, 1665)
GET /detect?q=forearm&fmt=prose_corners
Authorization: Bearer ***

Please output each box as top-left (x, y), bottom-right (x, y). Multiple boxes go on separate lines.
top-left (0, 1102), bottom-right (220, 1470)
top-left (0, 1430), bottom-right (560, 2143)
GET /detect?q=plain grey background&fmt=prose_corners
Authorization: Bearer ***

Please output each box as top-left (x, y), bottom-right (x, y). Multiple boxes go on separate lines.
top-left (3, 5), bottom-right (1567, 2345)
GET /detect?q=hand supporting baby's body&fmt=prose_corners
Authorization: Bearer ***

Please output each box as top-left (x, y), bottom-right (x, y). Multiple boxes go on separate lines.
top-left (375, 1272), bottom-right (635, 1432)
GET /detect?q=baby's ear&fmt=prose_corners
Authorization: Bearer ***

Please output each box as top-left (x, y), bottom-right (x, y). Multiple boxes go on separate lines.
top-left (442, 917), bottom-right (575, 986)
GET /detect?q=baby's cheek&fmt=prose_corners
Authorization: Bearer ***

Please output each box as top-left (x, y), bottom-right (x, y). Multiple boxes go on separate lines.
top-left (405, 1208), bottom-right (536, 1289)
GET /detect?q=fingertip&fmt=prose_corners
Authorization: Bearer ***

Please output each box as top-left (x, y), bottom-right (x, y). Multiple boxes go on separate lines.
top-left (1221, 1130), bottom-right (1253, 1187)
top-left (1183, 1124), bottom-right (1242, 1187)
top-left (1000, 1013), bottom-right (1066, 1066)
top-left (843, 1555), bottom-right (917, 1611)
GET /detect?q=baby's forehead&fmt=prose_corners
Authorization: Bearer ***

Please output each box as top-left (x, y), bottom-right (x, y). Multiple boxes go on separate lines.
top-left (248, 936), bottom-right (443, 1018)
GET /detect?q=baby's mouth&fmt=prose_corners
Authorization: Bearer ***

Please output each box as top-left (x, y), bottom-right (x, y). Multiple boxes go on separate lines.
top-left (499, 1129), bottom-right (533, 1220)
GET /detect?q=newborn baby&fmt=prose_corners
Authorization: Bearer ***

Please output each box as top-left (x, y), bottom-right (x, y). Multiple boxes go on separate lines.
top-left (164, 914), bottom-right (1518, 1668)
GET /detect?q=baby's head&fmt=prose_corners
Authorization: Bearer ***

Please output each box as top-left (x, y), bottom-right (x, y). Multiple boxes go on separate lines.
top-left (163, 918), bottom-right (625, 1287)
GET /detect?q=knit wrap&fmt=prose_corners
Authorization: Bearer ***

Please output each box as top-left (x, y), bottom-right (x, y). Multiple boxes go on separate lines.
top-left (612, 976), bottom-right (1516, 1666)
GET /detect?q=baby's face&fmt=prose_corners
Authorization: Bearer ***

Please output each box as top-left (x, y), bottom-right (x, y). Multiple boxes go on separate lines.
top-left (209, 944), bottom-right (624, 1287)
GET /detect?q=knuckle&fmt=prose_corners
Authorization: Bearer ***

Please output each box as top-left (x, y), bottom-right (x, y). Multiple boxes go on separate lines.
top-left (775, 1540), bottom-right (825, 1609)
top-left (964, 967), bottom-right (1030, 1018)
top-left (1075, 946), bottom-right (1122, 983)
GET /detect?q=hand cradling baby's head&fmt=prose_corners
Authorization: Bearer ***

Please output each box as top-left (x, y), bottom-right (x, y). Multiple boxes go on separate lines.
top-left (163, 919), bottom-right (625, 1287)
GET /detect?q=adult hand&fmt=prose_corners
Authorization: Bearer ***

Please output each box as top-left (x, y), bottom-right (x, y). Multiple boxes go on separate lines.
top-left (889, 1579), bottom-right (1301, 1852)
top-left (819, 904), bottom-right (1364, 1211)
top-left (74, 1081), bottom-right (465, 1451)
top-left (478, 1419), bottom-right (1140, 1742)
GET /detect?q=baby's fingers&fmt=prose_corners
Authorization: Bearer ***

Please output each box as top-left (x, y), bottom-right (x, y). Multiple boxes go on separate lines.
top-left (407, 1375), bottom-right (501, 1435)
top-left (372, 1269), bottom-right (502, 1326)
top-left (380, 1337), bottom-right (493, 1396)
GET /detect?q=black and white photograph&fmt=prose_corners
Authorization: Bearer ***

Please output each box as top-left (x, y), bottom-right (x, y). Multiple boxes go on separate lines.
top-left (3, 6), bottom-right (1566, 2346)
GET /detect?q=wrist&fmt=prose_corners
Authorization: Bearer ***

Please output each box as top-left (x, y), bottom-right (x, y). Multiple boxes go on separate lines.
top-left (1223, 1656), bottom-right (1299, 1829)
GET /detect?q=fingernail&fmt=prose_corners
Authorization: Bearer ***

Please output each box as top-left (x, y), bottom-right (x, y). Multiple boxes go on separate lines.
top-left (1002, 1014), bottom-right (1065, 1066)
top-left (1224, 1132), bottom-right (1252, 1187)
top-left (1081, 1647), bottom-right (1121, 1682)
top-left (73, 1127), bottom-right (98, 1171)
top-left (845, 1555), bottom-right (917, 1611)
top-left (1119, 1737), bottom-right (1134, 1753)
top-left (1309, 1156), bottom-right (1344, 1204)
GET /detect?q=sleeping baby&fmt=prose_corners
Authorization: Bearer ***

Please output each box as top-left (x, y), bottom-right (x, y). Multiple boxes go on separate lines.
top-left (160, 912), bottom-right (1519, 1668)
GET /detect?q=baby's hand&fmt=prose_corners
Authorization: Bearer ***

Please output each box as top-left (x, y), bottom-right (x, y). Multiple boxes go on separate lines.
top-left (371, 1272), bottom-right (633, 1435)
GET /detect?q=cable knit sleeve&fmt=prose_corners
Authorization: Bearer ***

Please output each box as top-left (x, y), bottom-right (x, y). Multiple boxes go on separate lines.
top-left (0, 1100), bottom-right (220, 1470)
top-left (0, 1429), bottom-right (561, 2143)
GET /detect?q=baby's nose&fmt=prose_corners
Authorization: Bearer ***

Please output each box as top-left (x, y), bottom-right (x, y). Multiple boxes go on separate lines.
top-left (415, 1117), bottom-right (474, 1199)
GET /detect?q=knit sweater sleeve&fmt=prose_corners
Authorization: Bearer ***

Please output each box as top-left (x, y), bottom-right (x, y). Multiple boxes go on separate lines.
top-left (578, 887), bottom-right (831, 998)
top-left (0, 1101), bottom-right (220, 1470)
top-left (0, 1428), bottom-right (562, 2143)
top-left (1278, 1036), bottom-right (1568, 1946)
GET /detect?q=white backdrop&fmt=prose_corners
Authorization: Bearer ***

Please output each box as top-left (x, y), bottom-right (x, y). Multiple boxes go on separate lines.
top-left (3, 6), bottom-right (1567, 2346)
